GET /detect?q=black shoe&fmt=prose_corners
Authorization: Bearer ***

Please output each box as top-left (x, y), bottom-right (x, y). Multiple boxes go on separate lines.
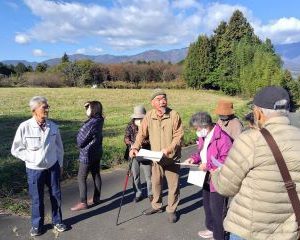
top-left (134, 196), bottom-right (143, 203)
top-left (30, 227), bottom-right (42, 237)
top-left (143, 208), bottom-right (163, 215)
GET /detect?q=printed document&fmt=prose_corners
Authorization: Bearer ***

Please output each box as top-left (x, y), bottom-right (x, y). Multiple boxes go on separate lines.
top-left (136, 149), bottom-right (163, 162)
top-left (187, 170), bottom-right (206, 187)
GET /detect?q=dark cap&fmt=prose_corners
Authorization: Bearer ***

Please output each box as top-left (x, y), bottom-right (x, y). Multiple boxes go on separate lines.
top-left (253, 86), bottom-right (290, 110)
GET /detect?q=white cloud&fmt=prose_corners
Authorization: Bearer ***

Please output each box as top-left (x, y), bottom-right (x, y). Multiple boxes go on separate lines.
top-left (172, 0), bottom-right (201, 9)
top-left (75, 48), bottom-right (86, 54)
top-left (75, 47), bottom-right (103, 55)
top-left (255, 17), bottom-right (300, 44)
top-left (21, 0), bottom-right (201, 49)
top-left (32, 49), bottom-right (46, 57)
top-left (15, 33), bottom-right (30, 44)
top-left (18, 0), bottom-right (300, 50)
top-left (92, 47), bottom-right (103, 54)
top-left (203, 3), bottom-right (251, 30)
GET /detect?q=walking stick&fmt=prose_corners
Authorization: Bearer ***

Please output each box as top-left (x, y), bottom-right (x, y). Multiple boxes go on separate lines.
top-left (115, 157), bottom-right (134, 226)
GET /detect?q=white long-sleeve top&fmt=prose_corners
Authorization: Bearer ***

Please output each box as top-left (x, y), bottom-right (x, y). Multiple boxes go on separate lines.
top-left (11, 117), bottom-right (64, 170)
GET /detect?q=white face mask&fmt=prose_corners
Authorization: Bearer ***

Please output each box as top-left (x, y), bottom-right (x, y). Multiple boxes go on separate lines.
top-left (196, 128), bottom-right (208, 138)
top-left (86, 106), bottom-right (91, 117)
top-left (134, 119), bottom-right (141, 127)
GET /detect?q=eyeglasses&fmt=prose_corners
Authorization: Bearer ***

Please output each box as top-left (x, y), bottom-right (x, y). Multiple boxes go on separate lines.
top-left (41, 105), bottom-right (50, 109)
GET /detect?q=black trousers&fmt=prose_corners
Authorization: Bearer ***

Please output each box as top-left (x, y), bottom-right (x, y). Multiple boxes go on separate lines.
top-left (77, 161), bottom-right (102, 203)
top-left (203, 177), bottom-right (228, 240)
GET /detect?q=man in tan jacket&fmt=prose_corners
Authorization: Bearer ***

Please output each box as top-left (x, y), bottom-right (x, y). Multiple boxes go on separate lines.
top-left (130, 89), bottom-right (184, 223)
top-left (211, 86), bottom-right (300, 240)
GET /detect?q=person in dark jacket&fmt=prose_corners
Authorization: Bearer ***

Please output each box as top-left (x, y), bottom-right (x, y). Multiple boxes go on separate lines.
top-left (124, 105), bottom-right (153, 203)
top-left (71, 101), bottom-right (104, 211)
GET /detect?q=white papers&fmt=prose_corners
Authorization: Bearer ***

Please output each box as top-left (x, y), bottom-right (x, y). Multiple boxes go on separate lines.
top-left (187, 170), bottom-right (207, 187)
top-left (136, 149), bottom-right (163, 162)
top-left (175, 162), bottom-right (199, 167)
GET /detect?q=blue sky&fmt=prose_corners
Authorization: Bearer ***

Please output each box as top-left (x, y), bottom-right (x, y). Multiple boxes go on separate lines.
top-left (1, 0), bottom-right (300, 62)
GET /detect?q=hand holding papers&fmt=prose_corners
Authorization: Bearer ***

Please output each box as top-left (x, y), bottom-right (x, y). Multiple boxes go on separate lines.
top-left (136, 149), bottom-right (163, 162)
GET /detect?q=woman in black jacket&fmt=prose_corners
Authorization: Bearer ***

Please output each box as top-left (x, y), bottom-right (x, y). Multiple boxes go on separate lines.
top-left (71, 101), bottom-right (104, 211)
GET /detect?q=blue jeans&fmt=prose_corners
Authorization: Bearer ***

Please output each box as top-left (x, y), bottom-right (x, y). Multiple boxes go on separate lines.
top-left (26, 161), bottom-right (62, 230)
top-left (230, 233), bottom-right (245, 240)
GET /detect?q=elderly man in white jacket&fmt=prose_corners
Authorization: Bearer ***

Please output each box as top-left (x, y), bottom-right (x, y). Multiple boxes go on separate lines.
top-left (11, 96), bottom-right (67, 237)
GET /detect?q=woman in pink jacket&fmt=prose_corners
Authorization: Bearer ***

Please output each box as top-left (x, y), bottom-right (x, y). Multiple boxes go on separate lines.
top-left (185, 112), bottom-right (232, 240)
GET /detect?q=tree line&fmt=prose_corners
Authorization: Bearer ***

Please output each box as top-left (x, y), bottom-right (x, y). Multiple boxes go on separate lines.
top-left (0, 53), bottom-right (183, 88)
top-left (184, 10), bottom-right (300, 103)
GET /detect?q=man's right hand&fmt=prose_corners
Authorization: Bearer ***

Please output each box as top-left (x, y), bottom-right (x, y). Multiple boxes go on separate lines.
top-left (129, 148), bottom-right (138, 158)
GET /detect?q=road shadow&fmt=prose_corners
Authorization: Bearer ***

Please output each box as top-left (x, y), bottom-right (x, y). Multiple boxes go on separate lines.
top-left (64, 190), bottom-right (135, 227)
top-left (64, 166), bottom-right (201, 227)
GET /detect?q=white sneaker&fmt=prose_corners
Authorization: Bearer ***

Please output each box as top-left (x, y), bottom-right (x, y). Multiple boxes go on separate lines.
top-left (198, 229), bottom-right (213, 239)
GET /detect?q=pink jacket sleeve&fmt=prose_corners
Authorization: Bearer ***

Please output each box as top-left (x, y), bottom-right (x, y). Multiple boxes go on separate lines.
top-left (206, 135), bottom-right (232, 170)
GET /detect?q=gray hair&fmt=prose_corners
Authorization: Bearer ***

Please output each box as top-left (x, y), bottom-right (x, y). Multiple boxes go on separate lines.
top-left (190, 112), bottom-right (213, 127)
top-left (29, 96), bottom-right (48, 111)
top-left (258, 99), bottom-right (289, 117)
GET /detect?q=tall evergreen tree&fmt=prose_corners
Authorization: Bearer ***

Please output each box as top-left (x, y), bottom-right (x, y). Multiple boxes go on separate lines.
top-left (61, 52), bottom-right (69, 63)
top-left (184, 35), bottom-right (213, 88)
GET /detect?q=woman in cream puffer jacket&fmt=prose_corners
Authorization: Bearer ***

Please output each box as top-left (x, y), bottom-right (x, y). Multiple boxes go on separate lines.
top-left (211, 116), bottom-right (300, 240)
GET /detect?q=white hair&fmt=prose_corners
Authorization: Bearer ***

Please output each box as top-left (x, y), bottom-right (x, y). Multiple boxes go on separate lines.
top-left (259, 99), bottom-right (289, 117)
top-left (29, 96), bottom-right (48, 111)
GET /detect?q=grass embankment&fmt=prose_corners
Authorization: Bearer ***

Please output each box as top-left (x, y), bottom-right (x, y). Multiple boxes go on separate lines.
top-left (0, 88), bottom-right (248, 214)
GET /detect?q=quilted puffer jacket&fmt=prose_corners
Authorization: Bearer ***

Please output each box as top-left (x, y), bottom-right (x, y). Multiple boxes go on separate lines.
top-left (211, 116), bottom-right (300, 240)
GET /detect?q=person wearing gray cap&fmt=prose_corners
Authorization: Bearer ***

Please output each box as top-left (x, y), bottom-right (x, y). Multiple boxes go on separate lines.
top-left (11, 96), bottom-right (67, 237)
top-left (124, 105), bottom-right (152, 203)
top-left (184, 112), bottom-right (232, 240)
top-left (211, 86), bottom-right (300, 240)
top-left (129, 89), bottom-right (184, 223)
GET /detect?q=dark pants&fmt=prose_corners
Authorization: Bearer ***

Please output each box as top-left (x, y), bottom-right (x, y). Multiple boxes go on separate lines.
top-left (203, 188), bottom-right (228, 240)
top-left (78, 161), bottom-right (102, 203)
top-left (26, 161), bottom-right (62, 230)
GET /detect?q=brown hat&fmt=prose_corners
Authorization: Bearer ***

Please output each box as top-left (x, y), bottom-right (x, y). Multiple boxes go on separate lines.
top-left (214, 100), bottom-right (234, 115)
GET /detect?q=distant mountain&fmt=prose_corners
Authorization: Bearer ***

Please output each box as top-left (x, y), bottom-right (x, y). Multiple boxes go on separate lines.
top-left (2, 43), bottom-right (300, 76)
top-left (275, 42), bottom-right (300, 77)
top-left (275, 42), bottom-right (300, 59)
top-left (1, 60), bottom-right (38, 68)
top-left (1, 48), bottom-right (188, 68)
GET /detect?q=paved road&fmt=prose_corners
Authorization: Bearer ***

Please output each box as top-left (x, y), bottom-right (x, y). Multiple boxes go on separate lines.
top-left (1, 145), bottom-right (207, 240)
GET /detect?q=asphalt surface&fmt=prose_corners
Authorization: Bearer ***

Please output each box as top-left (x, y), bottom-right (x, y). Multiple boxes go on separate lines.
top-left (0, 145), bottom-right (207, 240)
top-left (2, 112), bottom-right (300, 240)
